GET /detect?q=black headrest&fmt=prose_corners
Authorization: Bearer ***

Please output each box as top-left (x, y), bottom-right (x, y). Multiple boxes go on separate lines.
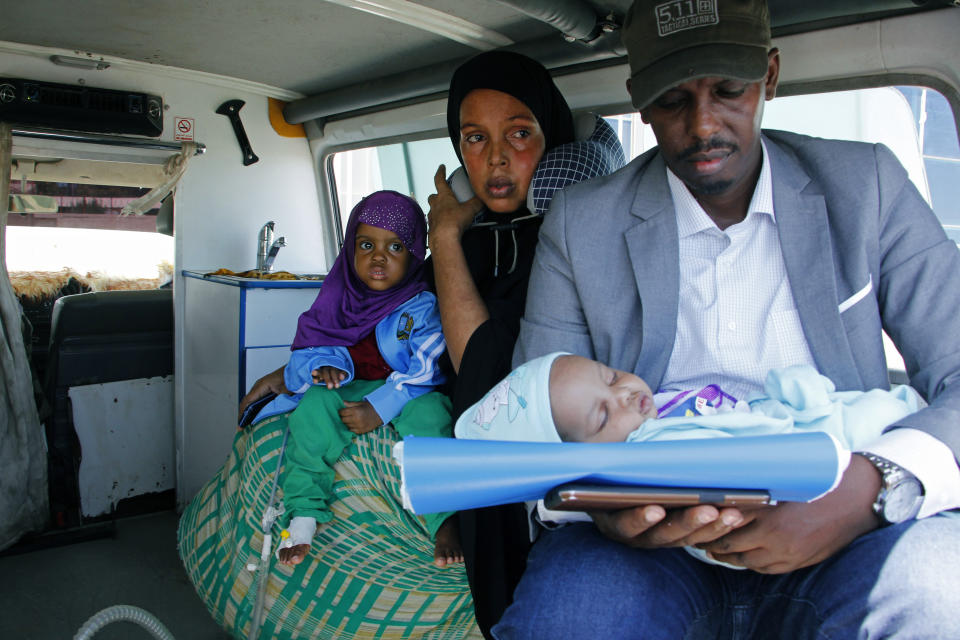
top-left (49, 289), bottom-right (173, 345)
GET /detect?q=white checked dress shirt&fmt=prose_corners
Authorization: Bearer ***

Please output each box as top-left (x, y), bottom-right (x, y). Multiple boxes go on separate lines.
top-left (661, 142), bottom-right (960, 518)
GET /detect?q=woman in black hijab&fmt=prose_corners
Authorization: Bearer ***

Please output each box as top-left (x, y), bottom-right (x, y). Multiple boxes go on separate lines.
top-left (425, 50), bottom-right (575, 638)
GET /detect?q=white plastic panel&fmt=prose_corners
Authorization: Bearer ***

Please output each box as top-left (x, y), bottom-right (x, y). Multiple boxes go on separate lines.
top-left (245, 346), bottom-right (293, 393)
top-left (243, 287), bottom-right (319, 347)
top-left (178, 277), bottom-right (320, 507)
top-left (179, 277), bottom-right (240, 506)
top-left (70, 376), bottom-right (175, 518)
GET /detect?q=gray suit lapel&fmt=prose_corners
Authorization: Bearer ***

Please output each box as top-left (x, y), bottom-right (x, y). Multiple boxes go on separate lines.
top-left (767, 138), bottom-right (862, 388)
top-left (624, 154), bottom-right (679, 387)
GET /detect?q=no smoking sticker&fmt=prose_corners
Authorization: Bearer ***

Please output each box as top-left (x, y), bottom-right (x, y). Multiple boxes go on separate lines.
top-left (175, 116), bottom-right (195, 141)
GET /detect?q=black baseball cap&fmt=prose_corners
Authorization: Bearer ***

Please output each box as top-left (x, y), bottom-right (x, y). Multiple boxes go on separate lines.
top-left (622, 0), bottom-right (772, 110)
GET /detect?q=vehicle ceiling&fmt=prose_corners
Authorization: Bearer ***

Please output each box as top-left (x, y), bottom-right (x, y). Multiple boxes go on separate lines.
top-left (1, 0), bottom-right (951, 121)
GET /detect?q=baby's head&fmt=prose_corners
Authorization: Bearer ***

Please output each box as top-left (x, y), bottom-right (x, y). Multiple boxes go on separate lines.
top-left (454, 352), bottom-right (657, 444)
top-left (550, 355), bottom-right (657, 443)
top-left (345, 190), bottom-right (426, 291)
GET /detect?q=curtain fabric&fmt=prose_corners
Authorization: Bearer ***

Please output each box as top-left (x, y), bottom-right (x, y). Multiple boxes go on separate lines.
top-left (0, 122), bottom-right (49, 550)
top-left (120, 141), bottom-right (197, 215)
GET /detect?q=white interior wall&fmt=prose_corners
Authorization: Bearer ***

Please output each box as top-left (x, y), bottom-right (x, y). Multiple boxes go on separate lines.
top-left (1, 43), bottom-right (328, 274)
top-left (2, 43), bottom-right (330, 510)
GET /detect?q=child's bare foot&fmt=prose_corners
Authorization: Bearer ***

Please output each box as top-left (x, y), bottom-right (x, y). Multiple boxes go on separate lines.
top-left (433, 517), bottom-right (463, 568)
top-left (278, 543), bottom-right (311, 566)
top-left (276, 516), bottom-right (316, 566)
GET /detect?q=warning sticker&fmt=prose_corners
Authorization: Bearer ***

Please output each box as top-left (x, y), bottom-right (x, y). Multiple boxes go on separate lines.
top-left (655, 0), bottom-right (718, 37)
top-left (174, 116), bottom-right (195, 141)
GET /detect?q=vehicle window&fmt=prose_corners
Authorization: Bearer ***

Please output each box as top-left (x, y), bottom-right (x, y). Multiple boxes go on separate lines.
top-left (895, 86), bottom-right (960, 242)
top-left (331, 120), bottom-right (659, 243)
top-left (606, 86), bottom-right (960, 242)
top-left (763, 86), bottom-right (959, 376)
top-left (765, 87), bottom-right (927, 167)
top-left (604, 114), bottom-right (658, 160)
top-left (331, 86), bottom-right (959, 372)
top-left (6, 166), bottom-right (174, 378)
top-left (332, 138), bottom-right (459, 235)
top-left (605, 85), bottom-right (959, 377)
top-left (7, 177), bottom-right (173, 288)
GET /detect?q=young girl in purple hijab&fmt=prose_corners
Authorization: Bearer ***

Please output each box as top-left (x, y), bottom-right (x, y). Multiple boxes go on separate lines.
top-left (268, 190), bottom-right (459, 568)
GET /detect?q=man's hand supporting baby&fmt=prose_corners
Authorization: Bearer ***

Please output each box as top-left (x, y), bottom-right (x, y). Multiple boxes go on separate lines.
top-left (591, 454), bottom-right (883, 573)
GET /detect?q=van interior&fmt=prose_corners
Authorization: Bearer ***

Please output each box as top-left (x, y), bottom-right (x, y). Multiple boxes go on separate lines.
top-left (1, 1), bottom-right (958, 638)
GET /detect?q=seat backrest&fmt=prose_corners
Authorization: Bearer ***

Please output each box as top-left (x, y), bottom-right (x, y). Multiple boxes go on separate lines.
top-left (527, 113), bottom-right (627, 216)
top-left (46, 289), bottom-right (174, 391)
top-left (155, 195), bottom-right (174, 236)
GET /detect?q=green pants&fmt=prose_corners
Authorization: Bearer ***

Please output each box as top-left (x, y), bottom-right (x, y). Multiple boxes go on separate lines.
top-left (282, 380), bottom-right (454, 537)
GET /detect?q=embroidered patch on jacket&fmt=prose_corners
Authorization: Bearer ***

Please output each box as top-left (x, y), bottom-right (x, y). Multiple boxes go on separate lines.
top-left (655, 0), bottom-right (718, 36)
top-left (396, 313), bottom-right (413, 341)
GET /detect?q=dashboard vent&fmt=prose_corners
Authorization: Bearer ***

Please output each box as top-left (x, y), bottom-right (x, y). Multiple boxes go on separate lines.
top-left (0, 77), bottom-right (163, 137)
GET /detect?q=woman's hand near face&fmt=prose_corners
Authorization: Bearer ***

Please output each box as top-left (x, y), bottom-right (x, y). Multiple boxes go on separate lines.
top-left (427, 165), bottom-right (484, 246)
top-left (427, 164), bottom-right (489, 372)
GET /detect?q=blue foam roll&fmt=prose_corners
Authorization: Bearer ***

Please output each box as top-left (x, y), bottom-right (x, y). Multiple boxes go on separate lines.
top-left (397, 432), bottom-right (848, 514)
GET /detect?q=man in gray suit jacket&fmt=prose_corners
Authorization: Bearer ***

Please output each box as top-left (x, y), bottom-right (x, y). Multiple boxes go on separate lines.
top-left (496, 1), bottom-right (960, 638)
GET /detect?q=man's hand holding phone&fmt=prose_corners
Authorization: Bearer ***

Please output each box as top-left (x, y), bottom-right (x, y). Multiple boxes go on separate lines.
top-left (590, 502), bottom-right (749, 550)
top-left (542, 483), bottom-right (755, 553)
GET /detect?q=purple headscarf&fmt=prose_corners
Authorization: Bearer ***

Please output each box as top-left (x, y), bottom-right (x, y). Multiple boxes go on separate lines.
top-left (291, 190), bottom-right (428, 349)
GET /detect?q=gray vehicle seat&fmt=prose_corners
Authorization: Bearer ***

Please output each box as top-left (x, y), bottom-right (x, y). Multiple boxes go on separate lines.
top-left (44, 289), bottom-right (173, 528)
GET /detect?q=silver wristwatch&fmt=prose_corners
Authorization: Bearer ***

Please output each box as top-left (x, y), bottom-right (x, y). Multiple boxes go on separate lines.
top-left (857, 452), bottom-right (924, 525)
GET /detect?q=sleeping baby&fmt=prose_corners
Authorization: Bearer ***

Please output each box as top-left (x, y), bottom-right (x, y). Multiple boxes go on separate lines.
top-left (454, 352), bottom-right (924, 566)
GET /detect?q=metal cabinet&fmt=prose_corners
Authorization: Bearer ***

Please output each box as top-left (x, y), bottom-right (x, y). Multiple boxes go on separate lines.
top-left (177, 271), bottom-right (322, 507)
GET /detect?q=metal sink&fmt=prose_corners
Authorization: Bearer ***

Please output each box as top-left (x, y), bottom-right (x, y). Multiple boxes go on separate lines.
top-left (189, 270), bottom-right (324, 287)
top-left (204, 269), bottom-right (323, 281)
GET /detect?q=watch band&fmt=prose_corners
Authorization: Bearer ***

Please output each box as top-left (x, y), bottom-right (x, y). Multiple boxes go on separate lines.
top-left (858, 451), bottom-right (901, 480)
top-left (857, 451), bottom-right (924, 525)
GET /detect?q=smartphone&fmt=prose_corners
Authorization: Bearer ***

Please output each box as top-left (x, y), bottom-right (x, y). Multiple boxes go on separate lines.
top-left (238, 392), bottom-right (278, 428)
top-left (543, 482), bottom-right (771, 511)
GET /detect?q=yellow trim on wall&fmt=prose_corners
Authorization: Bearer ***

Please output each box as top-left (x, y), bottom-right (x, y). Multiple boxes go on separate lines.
top-left (268, 98), bottom-right (306, 138)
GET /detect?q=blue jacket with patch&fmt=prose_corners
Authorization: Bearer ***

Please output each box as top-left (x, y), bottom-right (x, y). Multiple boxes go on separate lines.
top-left (257, 291), bottom-right (446, 424)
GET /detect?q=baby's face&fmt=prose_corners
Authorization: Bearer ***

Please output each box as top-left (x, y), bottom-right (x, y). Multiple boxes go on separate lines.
top-left (353, 223), bottom-right (410, 291)
top-left (550, 355), bottom-right (657, 443)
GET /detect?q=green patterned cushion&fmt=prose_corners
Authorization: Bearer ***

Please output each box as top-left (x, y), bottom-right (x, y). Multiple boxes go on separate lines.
top-left (178, 413), bottom-right (480, 639)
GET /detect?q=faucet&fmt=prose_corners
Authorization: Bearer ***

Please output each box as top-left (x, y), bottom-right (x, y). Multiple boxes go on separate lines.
top-left (262, 236), bottom-right (286, 272)
top-left (257, 221), bottom-right (286, 272)
top-left (257, 221), bottom-right (274, 272)
top-left (257, 220), bottom-right (287, 273)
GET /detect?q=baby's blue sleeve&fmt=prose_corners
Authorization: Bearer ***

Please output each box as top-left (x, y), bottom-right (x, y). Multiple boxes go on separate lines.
top-left (284, 346), bottom-right (354, 394)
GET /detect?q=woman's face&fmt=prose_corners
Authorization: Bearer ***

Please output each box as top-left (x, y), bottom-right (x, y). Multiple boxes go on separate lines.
top-left (459, 88), bottom-right (546, 214)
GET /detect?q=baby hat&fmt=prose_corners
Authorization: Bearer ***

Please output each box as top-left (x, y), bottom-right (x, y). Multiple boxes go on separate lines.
top-left (454, 352), bottom-right (569, 443)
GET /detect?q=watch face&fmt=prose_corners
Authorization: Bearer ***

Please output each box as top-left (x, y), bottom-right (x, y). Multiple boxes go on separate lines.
top-left (884, 478), bottom-right (924, 523)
